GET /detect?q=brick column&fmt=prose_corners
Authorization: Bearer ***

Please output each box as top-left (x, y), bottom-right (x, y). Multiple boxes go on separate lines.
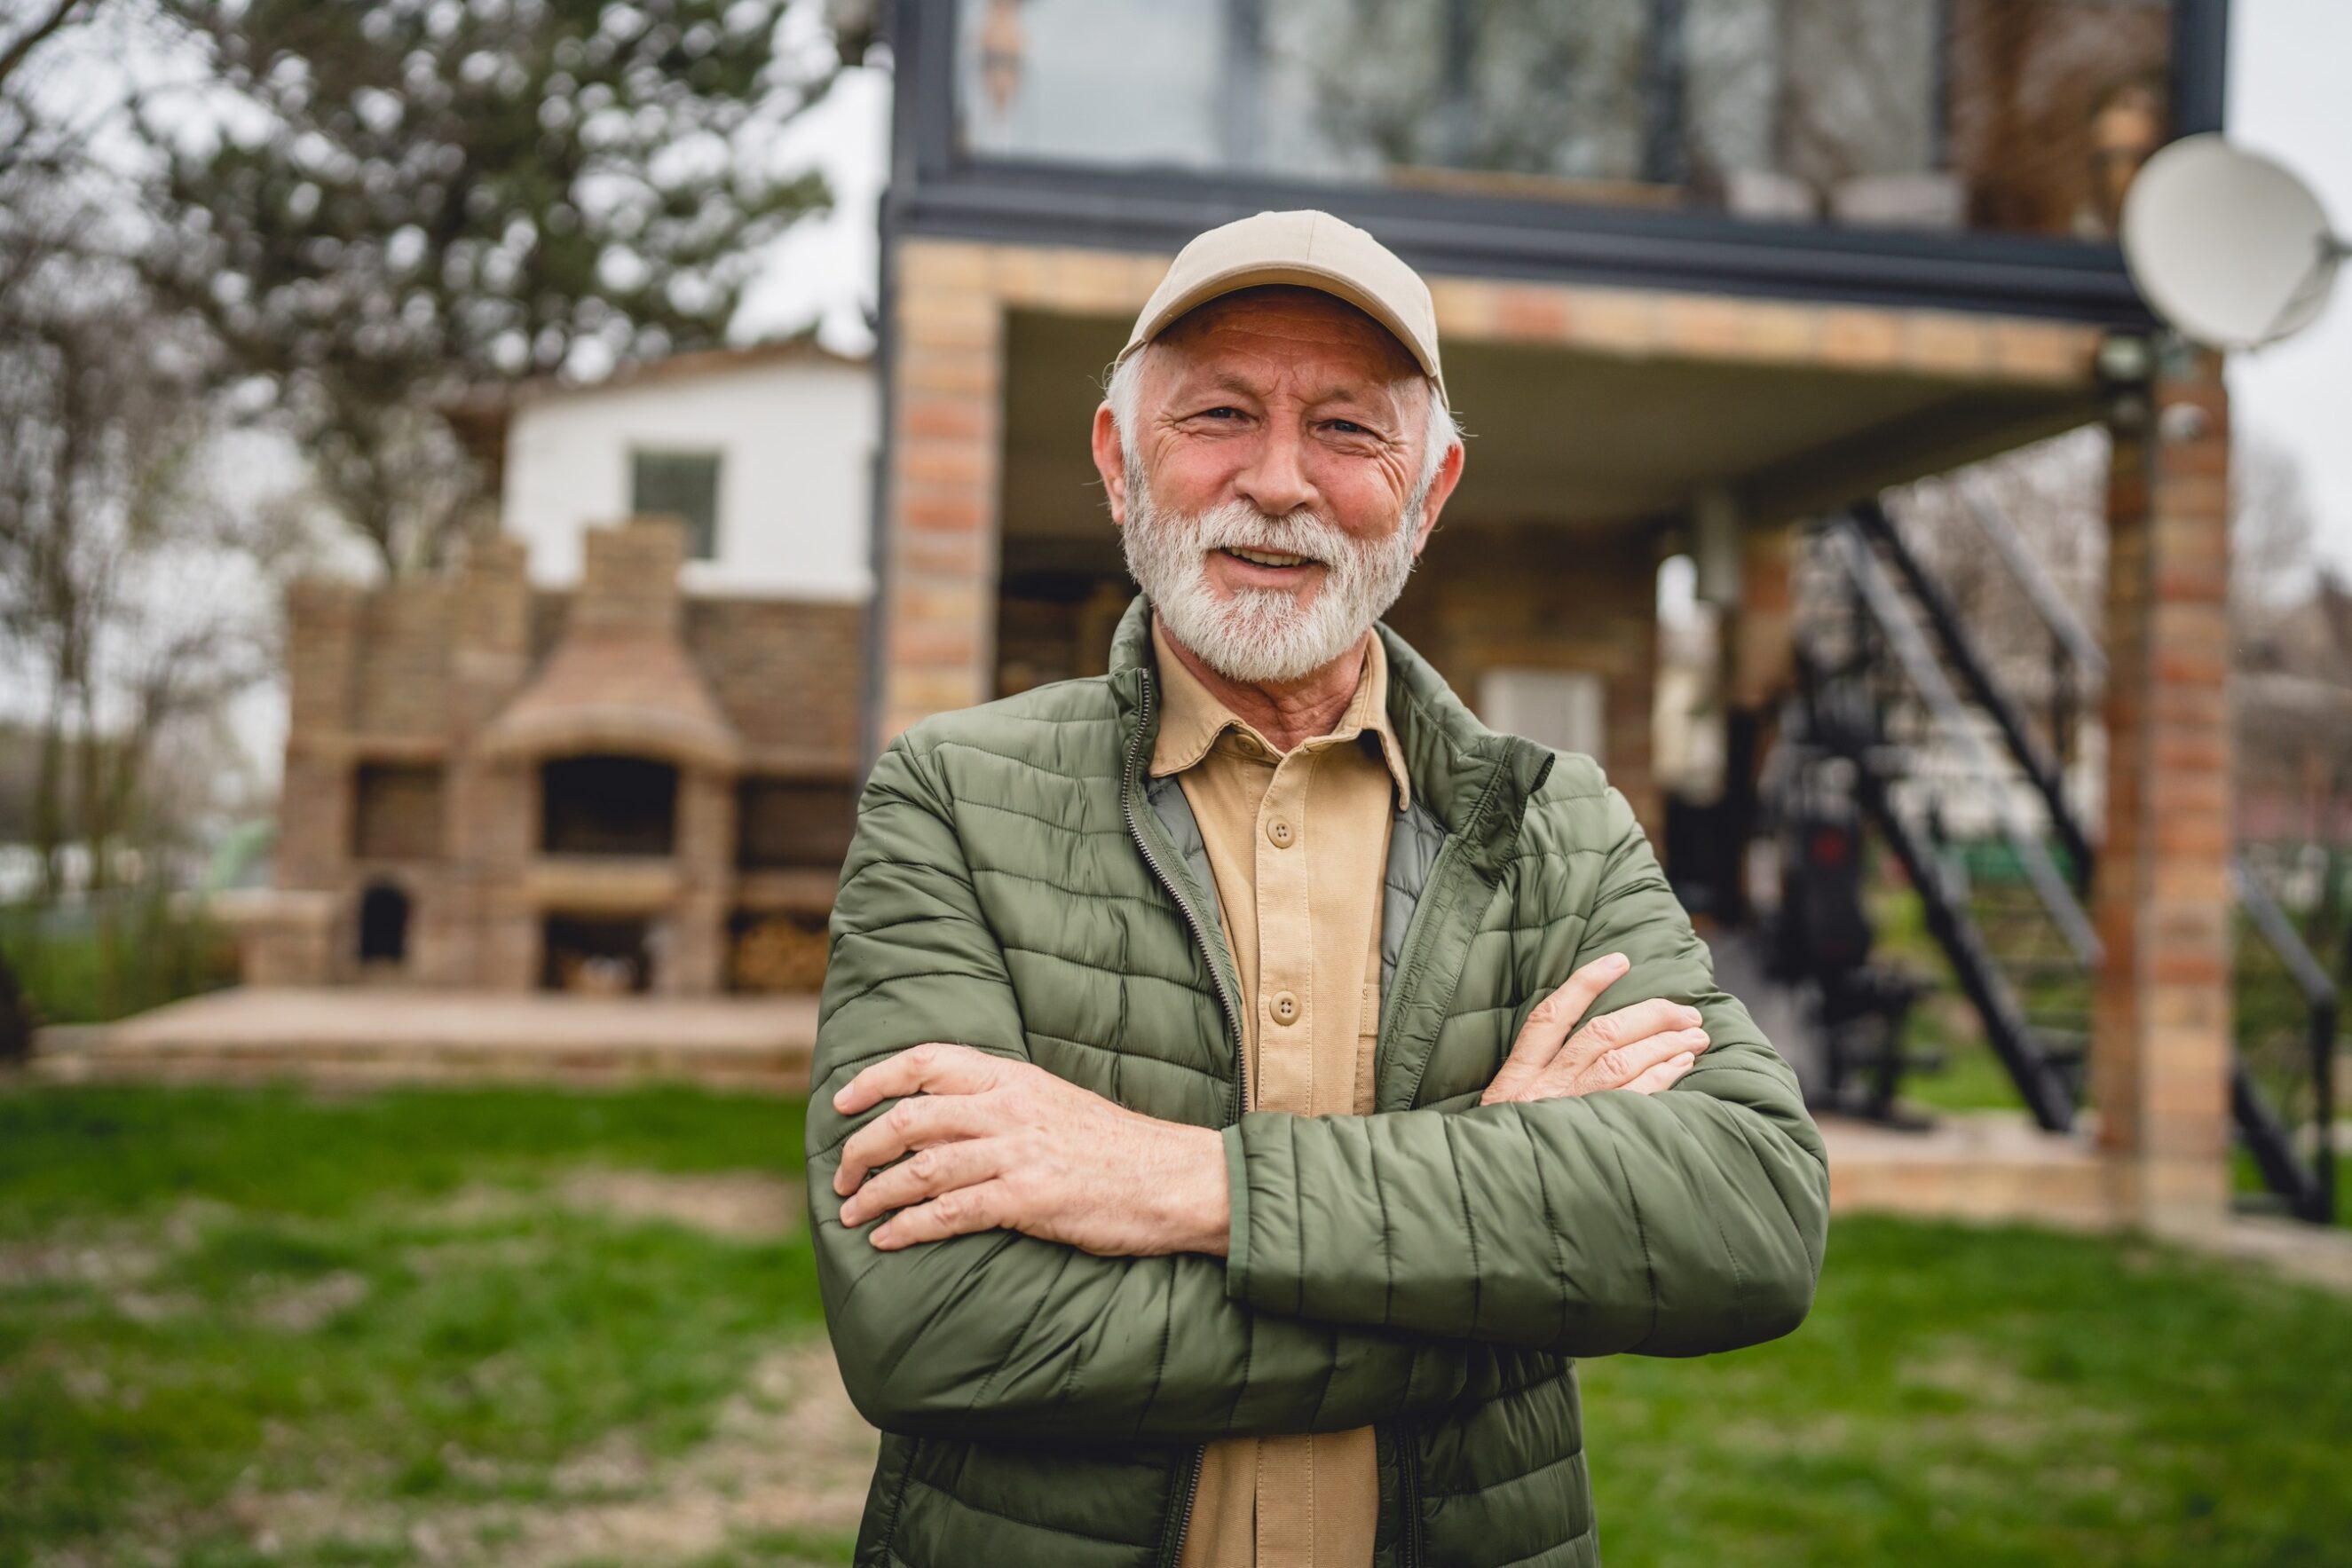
top-left (2092, 349), bottom-right (2233, 1233)
top-left (666, 766), bottom-right (735, 995)
top-left (278, 580), bottom-right (365, 895)
top-left (438, 537), bottom-right (533, 987)
top-left (878, 241), bottom-right (1006, 741)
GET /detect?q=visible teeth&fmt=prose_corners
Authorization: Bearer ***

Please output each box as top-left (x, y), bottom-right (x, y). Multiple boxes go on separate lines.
top-left (1228, 547), bottom-right (1310, 567)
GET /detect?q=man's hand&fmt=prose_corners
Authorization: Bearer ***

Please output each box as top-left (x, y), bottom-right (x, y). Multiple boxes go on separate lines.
top-left (831, 1043), bottom-right (1229, 1257)
top-left (1480, 951), bottom-right (1710, 1107)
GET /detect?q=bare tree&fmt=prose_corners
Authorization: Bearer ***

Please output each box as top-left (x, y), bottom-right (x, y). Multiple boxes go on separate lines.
top-left (0, 0), bottom-right (103, 183)
top-left (0, 138), bottom-right (302, 902)
top-left (1889, 425), bottom-right (2109, 712)
top-left (2230, 435), bottom-right (2319, 648)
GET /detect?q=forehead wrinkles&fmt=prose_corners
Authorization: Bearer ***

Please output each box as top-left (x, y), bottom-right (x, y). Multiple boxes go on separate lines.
top-left (1150, 291), bottom-right (1422, 412)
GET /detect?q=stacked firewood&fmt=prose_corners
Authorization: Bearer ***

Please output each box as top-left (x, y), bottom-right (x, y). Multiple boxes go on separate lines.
top-left (730, 912), bottom-right (830, 993)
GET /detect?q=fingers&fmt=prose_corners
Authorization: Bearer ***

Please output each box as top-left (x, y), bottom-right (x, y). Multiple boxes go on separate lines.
top-left (1622, 1052), bottom-right (1697, 1095)
top-left (1575, 997), bottom-right (1704, 1052)
top-left (831, 1042), bottom-right (1002, 1118)
top-left (1489, 953), bottom-right (1630, 1098)
top-left (835, 1091), bottom-right (1006, 1196)
top-left (869, 1178), bottom-right (1016, 1250)
top-left (1561, 1024), bottom-right (1710, 1095)
top-left (839, 1138), bottom-right (1006, 1228)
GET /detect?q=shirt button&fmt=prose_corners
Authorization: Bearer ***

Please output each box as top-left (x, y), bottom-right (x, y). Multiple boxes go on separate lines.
top-left (1267, 818), bottom-right (1295, 848)
top-left (1269, 990), bottom-right (1300, 1027)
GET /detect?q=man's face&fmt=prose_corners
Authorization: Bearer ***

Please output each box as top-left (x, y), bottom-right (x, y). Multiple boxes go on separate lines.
top-left (1091, 288), bottom-right (1464, 684)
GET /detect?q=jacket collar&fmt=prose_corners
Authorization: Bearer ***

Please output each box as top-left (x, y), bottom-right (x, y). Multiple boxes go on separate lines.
top-left (1109, 593), bottom-right (1552, 860)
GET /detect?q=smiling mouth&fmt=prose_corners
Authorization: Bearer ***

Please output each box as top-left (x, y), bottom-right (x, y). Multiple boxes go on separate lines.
top-left (1219, 546), bottom-right (1320, 570)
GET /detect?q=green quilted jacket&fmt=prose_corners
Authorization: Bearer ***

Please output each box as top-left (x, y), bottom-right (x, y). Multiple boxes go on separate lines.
top-left (808, 595), bottom-right (1828, 1567)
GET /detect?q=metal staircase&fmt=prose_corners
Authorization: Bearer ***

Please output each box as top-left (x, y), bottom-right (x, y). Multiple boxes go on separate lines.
top-left (1785, 505), bottom-right (2090, 1133)
top-left (1780, 485), bottom-right (2338, 1221)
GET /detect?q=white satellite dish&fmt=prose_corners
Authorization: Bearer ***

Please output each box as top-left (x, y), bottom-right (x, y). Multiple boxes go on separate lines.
top-left (2121, 133), bottom-right (2346, 351)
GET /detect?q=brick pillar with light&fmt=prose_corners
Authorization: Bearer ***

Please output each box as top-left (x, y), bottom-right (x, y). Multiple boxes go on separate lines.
top-left (2093, 345), bottom-right (2234, 1232)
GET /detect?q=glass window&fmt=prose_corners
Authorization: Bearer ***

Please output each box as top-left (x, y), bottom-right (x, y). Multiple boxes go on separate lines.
top-left (951, 0), bottom-right (2176, 240)
top-left (630, 450), bottom-right (723, 561)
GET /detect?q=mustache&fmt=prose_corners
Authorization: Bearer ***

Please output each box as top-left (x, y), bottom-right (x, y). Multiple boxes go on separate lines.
top-left (1166, 500), bottom-right (1355, 570)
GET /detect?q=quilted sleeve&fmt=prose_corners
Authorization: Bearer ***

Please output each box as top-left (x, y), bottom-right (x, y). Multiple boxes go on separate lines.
top-left (1222, 786), bottom-right (1830, 1357)
top-left (809, 736), bottom-right (1494, 1441)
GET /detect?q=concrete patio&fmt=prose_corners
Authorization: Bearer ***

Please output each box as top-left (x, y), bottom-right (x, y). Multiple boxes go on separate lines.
top-left (30, 986), bottom-right (820, 1094)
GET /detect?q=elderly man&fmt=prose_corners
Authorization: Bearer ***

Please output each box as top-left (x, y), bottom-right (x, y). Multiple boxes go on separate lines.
top-left (809, 210), bottom-right (1828, 1568)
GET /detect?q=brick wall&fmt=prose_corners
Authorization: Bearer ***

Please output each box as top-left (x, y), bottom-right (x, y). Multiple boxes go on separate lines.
top-left (578, 515), bottom-right (688, 634)
top-left (352, 584), bottom-right (455, 739)
top-left (352, 764), bottom-right (446, 862)
top-left (685, 598), bottom-right (864, 769)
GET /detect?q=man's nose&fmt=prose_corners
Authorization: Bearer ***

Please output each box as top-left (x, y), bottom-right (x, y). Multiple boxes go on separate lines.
top-left (1232, 425), bottom-right (1316, 519)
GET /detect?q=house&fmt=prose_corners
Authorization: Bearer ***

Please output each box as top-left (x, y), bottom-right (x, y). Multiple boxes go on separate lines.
top-left (239, 1), bottom-right (2275, 1231)
top-left (860, 0), bottom-right (2243, 1230)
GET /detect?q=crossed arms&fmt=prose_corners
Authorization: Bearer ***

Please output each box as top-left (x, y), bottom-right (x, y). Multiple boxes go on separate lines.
top-left (806, 739), bottom-right (1830, 1444)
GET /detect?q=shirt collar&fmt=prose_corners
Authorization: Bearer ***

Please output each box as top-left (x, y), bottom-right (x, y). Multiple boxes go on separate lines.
top-left (1148, 615), bottom-right (1413, 810)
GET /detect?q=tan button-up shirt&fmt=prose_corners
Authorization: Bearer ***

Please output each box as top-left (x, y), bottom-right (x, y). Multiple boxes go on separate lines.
top-left (1154, 618), bottom-right (1410, 1568)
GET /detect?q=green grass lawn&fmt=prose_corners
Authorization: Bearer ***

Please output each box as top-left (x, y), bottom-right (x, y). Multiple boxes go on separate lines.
top-left (4, 1082), bottom-right (2351, 1567)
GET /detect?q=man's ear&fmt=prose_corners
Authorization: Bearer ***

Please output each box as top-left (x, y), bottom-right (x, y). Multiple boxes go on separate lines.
top-left (1409, 437), bottom-right (1466, 555)
top-left (1091, 402), bottom-right (1128, 526)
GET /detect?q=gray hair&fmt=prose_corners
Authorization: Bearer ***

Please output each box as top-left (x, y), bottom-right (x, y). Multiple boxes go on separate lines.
top-left (1102, 345), bottom-right (1460, 516)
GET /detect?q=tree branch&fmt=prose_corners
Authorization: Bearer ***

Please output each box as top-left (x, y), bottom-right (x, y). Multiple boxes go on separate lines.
top-left (0, 0), bottom-right (94, 97)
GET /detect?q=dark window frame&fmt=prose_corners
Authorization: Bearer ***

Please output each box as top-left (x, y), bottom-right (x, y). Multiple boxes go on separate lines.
top-left (629, 447), bottom-right (725, 562)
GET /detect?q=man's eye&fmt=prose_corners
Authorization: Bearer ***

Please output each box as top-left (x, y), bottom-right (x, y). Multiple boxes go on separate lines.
top-left (1328, 420), bottom-right (1368, 436)
top-left (1200, 406), bottom-right (1242, 421)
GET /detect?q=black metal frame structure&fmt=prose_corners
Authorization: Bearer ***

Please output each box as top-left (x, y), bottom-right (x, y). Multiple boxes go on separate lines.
top-left (2230, 860), bottom-right (2341, 1225)
top-left (1800, 497), bottom-right (2338, 1222)
top-left (881, 0), bottom-right (2230, 327)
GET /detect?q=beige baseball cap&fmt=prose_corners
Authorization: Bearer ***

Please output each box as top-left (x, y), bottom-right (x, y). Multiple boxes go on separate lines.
top-left (1117, 209), bottom-right (1445, 399)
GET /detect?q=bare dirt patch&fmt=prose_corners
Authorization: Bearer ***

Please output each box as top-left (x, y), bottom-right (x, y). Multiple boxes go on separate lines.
top-left (250, 1268), bottom-right (372, 1332)
top-left (0, 1197), bottom-right (232, 1294)
top-left (428, 1168), bottom-right (802, 1243)
top-left (556, 1169), bottom-right (802, 1242)
top-left (243, 1338), bottom-right (876, 1567)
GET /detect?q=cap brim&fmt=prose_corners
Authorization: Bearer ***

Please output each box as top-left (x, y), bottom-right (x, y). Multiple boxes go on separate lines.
top-left (1117, 261), bottom-right (1445, 397)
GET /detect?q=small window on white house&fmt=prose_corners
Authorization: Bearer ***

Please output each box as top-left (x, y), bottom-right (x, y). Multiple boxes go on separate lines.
top-left (630, 449), bottom-right (722, 560)
top-left (1480, 667), bottom-right (1606, 764)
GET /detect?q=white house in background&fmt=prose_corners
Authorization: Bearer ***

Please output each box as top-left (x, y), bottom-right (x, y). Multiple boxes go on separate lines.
top-left (498, 341), bottom-right (877, 600)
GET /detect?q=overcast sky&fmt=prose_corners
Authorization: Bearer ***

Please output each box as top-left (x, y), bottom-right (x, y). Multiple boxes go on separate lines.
top-left (2227, 0), bottom-right (2352, 574)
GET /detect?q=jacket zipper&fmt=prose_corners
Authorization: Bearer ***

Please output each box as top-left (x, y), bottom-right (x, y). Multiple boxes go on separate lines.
top-left (1121, 672), bottom-right (1245, 1568)
top-left (1156, 1445), bottom-right (1208, 1568)
top-left (1394, 1421), bottom-right (1426, 1567)
top-left (1374, 760), bottom-right (1516, 1568)
top-left (1385, 758), bottom-right (1514, 1115)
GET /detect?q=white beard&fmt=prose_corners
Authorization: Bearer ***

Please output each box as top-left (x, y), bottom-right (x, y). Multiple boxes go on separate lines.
top-left (1119, 459), bottom-right (1423, 685)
